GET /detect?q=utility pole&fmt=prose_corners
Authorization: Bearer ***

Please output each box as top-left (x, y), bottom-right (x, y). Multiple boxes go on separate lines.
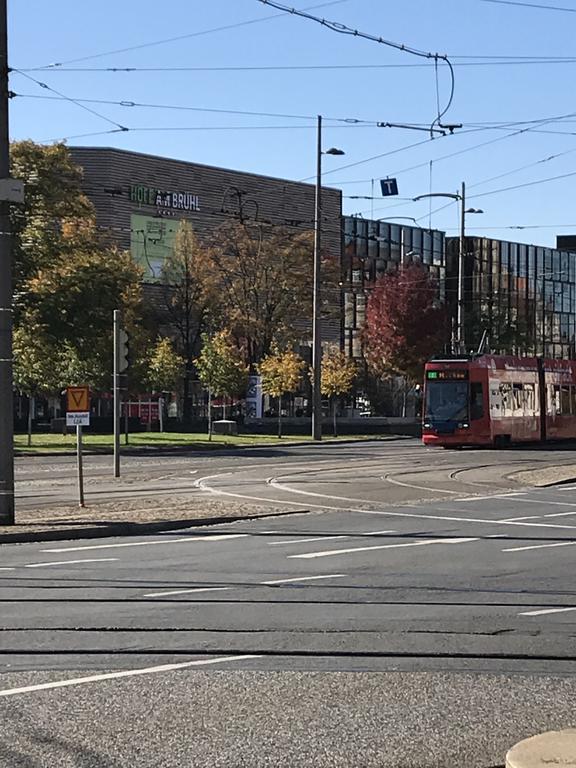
top-left (458, 181), bottom-right (466, 354)
top-left (311, 115), bottom-right (323, 441)
top-left (0, 0), bottom-right (14, 525)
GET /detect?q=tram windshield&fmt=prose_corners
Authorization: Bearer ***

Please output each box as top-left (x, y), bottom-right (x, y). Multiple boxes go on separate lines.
top-left (424, 381), bottom-right (469, 422)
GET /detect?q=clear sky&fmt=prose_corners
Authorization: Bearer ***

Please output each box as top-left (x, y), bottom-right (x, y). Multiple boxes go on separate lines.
top-left (9, 0), bottom-right (576, 246)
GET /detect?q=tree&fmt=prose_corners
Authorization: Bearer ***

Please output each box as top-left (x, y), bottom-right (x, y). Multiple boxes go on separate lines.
top-left (208, 221), bottom-right (339, 364)
top-left (10, 141), bottom-right (94, 298)
top-left (259, 348), bottom-right (306, 438)
top-left (363, 263), bottom-right (447, 385)
top-left (195, 331), bottom-right (248, 437)
top-left (160, 222), bottom-right (218, 420)
top-left (22, 237), bottom-right (144, 391)
top-left (12, 323), bottom-right (60, 446)
top-left (146, 337), bottom-right (185, 395)
top-left (321, 348), bottom-right (357, 437)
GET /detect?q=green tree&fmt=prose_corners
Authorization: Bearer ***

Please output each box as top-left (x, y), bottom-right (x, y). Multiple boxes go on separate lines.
top-left (160, 222), bottom-right (218, 420)
top-left (321, 348), bottom-right (357, 437)
top-left (146, 337), bottom-right (185, 395)
top-left (259, 348), bottom-right (306, 438)
top-left (195, 331), bottom-right (248, 437)
top-left (209, 221), bottom-right (339, 364)
top-left (12, 323), bottom-right (60, 446)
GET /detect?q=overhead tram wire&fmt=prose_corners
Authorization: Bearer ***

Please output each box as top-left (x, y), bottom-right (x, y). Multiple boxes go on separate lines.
top-left (34, 0), bottom-right (350, 69)
top-left (257, 0), bottom-right (456, 136)
top-left (480, 0), bottom-right (576, 11)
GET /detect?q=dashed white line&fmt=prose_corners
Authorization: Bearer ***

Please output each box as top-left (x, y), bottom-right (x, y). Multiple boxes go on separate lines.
top-left (24, 558), bottom-right (119, 568)
top-left (502, 541), bottom-right (576, 553)
top-left (0, 567), bottom-right (16, 571)
top-left (260, 574), bottom-right (346, 585)
top-left (268, 529), bottom-right (395, 547)
top-left (0, 655), bottom-right (262, 698)
top-left (42, 534), bottom-right (248, 553)
top-left (289, 537), bottom-right (479, 560)
top-left (143, 586), bottom-right (233, 598)
top-left (455, 493), bottom-right (527, 502)
top-left (519, 607), bottom-right (576, 617)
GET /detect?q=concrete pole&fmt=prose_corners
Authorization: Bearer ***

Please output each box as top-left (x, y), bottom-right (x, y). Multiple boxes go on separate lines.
top-left (0, 0), bottom-right (14, 524)
top-left (312, 115), bottom-right (323, 441)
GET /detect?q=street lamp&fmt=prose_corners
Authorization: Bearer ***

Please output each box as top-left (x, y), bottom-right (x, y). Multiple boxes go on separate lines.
top-left (312, 115), bottom-right (345, 441)
top-left (413, 182), bottom-right (483, 353)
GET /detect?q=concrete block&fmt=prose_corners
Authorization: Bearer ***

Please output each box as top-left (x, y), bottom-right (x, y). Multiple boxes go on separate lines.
top-left (507, 729), bottom-right (576, 768)
top-left (212, 419), bottom-right (238, 435)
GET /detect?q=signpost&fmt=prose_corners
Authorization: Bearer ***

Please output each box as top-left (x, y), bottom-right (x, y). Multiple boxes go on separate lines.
top-left (113, 311), bottom-right (130, 478)
top-left (66, 386), bottom-right (90, 508)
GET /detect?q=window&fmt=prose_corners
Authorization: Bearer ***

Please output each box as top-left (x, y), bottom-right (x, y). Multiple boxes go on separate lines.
top-left (470, 382), bottom-right (484, 420)
top-left (561, 385), bottom-right (572, 415)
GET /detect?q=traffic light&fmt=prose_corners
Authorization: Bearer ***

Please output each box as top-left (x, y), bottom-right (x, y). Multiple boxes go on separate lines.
top-left (118, 328), bottom-right (130, 373)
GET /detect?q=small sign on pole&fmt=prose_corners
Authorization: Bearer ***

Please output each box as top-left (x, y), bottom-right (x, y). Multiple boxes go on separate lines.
top-left (66, 386), bottom-right (90, 507)
top-left (380, 178), bottom-right (399, 197)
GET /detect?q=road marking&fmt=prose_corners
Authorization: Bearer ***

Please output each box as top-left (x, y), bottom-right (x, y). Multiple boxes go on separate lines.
top-left (197, 474), bottom-right (576, 532)
top-left (519, 607), bottom-right (576, 617)
top-left (42, 534), bottom-right (248, 553)
top-left (144, 586), bottom-right (234, 598)
top-left (261, 574), bottom-right (346, 585)
top-left (0, 567), bottom-right (16, 571)
top-left (487, 534), bottom-right (509, 538)
top-left (269, 535), bottom-right (349, 546)
top-left (268, 530), bottom-right (395, 546)
top-left (289, 538), bottom-right (478, 560)
top-left (456, 493), bottom-right (526, 501)
top-left (502, 541), bottom-right (576, 553)
top-left (0, 655), bottom-right (262, 698)
top-left (507, 498), bottom-right (576, 508)
top-left (24, 558), bottom-right (119, 568)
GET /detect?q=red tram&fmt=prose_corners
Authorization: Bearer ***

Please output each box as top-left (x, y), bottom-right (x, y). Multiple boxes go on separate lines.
top-left (422, 354), bottom-right (576, 447)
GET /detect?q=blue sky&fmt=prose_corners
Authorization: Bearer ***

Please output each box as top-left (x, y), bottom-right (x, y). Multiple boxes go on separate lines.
top-left (9, 0), bottom-right (576, 245)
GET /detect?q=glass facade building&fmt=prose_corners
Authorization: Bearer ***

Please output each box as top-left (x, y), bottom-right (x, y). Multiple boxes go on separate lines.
top-left (447, 237), bottom-right (576, 360)
top-left (342, 216), bottom-right (446, 358)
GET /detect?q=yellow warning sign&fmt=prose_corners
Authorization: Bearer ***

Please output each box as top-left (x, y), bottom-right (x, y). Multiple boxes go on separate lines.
top-left (67, 386), bottom-right (90, 413)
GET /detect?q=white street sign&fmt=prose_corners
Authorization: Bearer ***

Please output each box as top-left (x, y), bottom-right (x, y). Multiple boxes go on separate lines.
top-left (66, 411), bottom-right (90, 427)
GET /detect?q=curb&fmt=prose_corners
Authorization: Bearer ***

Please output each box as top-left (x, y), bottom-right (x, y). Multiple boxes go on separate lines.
top-left (0, 508), bottom-right (310, 546)
top-left (14, 434), bottom-right (412, 458)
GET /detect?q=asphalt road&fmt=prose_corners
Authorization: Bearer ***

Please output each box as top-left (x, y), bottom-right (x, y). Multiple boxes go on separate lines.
top-left (3, 440), bottom-right (576, 766)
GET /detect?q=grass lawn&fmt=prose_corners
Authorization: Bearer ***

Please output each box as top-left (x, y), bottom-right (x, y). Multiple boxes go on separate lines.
top-left (14, 431), bottom-right (385, 454)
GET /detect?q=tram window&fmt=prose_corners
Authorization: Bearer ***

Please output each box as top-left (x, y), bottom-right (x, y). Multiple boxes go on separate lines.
top-left (470, 383), bottom-right (484, 420)
top-left (561, 385), bottom-right (572, 415)
top-left (552, 385), bottom-right (562, 415)
top-left (572, 386), bottom-right (576, 415)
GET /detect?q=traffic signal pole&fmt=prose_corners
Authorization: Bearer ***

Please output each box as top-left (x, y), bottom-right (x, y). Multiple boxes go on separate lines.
top-left (113, 309), bottom-right (121, 478)
top-left (0, 0), bottom-right (14, 524)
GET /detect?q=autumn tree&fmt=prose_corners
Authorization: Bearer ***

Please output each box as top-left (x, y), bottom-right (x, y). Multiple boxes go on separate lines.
top-left (195, 331), bottom-right (248, 437)
top-left (208, 221), bottom-right (338, 364)
top-left (321, 347), bottom-right (357, 437)
top-left (259, 348), bottom-right (306, 438)
top-left (160, 222), bottom-right (218, 420)
top-left (364, 263), bottom-right (447, 384)
top-left (146, 337), bottom-right (185, 395)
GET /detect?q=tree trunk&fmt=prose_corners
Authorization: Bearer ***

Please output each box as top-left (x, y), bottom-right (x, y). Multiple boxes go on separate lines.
top-left (27, 394), bottom-right (35, 448)
top-left (182, 362), bottom-right (192, 423)
top-left (277, 394), bottom-right (282, 439)
top-left (332, 395), bottom-right (337, 438)
top-left (207, 388), bottom-right (212, 441)
top-left (223, 396), bottom-right (227, 420)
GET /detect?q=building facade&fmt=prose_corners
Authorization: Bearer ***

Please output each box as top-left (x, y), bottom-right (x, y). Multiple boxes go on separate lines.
top-left (342, 216), bottom-right (447, 358)
top-left (70, 146), bottom-right (343, 345)
top-left (447, 236), bottom-right (576, 359)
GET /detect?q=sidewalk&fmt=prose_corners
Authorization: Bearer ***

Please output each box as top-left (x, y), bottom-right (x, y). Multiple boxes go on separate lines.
top-left (509, 463), bottom-right (576, 487)
top-left (0, 497), bottom-right (306, 545)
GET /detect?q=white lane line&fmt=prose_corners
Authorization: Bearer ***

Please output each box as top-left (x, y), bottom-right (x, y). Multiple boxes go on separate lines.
top-left (269, 535), bottom-right (349, 546)
top-left (144, 586), bottom-right (233, 598)
top-left (268, 529), bottom-right (395, 547)
top-left (289, 538), bottom-right (478, 560)
top-left (502, 541), bottom-right (576, 553)
top-left (0, 567), bottom-right (16, 571)
top-left (500, 516), bottom-right (541, 522)
top-left (261, 574), bottom-right (346, 585)
top-left (519, 607), bottom-right (576, 617)
top-left (504, 498), bottom-right (576, 508)
top-left (487, 534), bottom-right (509, 538)
top-left (0, 655), bottom-right (262, 698)
top-left (42, 534), bottom-right (248, 553)
top-left (456, 493), bottom-right (526, 502)
top-left (197, 474), bottom-right (576, 532)
top-left (24, 558), bottom-right (119, 569)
